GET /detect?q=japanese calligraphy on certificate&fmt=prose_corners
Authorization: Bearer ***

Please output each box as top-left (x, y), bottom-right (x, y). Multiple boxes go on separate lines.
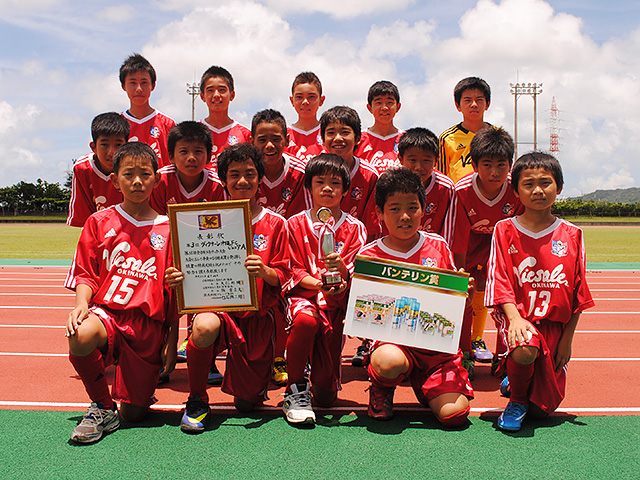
top-left (344, 255), bottom-right (469, 354)
top-left (168, 200), bottom-right (258, 314)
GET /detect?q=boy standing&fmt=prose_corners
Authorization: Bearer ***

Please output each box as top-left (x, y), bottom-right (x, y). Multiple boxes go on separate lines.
top-left (443, 127), bottom-right (523, 379)
top-left (65, 142), bottom-right (178, 444)
top-left (438, 77), bottom-right (492, 184)
top-left (286, 72), bottom-right (326, 162)
top-left (283, 154), bottom-right (367, 425)
top-left (166, 144), bottom-right (289, 433)
top-left (67, 112), bottom-right (129, 227)
top-left (362, 168), bottom-right (473, 426)
top-left (200, 65), bottom-right (251, 167)
top-left (486, 152), bottom-right (594, 431)
top-left (355, 80), bottom-right (404, 175)
top-left (120, 54), bottom-right (175, 168)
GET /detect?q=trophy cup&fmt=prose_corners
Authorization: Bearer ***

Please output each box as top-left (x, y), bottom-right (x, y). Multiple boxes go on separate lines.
top-left (317, 207), bottom-right (342, 287)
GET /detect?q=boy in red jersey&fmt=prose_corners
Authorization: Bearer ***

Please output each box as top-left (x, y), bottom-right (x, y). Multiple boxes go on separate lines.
top-left (65, 142), bottom-right (178, 444)
top-left (321, 105), bottom-right (380, 241)
top-left (282, 153), bottom-right (367, 425)
top-left (286, 72), bottom-right (326, 162)
top-left (362, 168), bottom-right (473, 426)
top-left (443, 127), bottom-right (523, 379)
top-left (438, 77), bottom-right (492, 184)
top-left (486, 152), bottom-right (594, 431)
top-left (67, 112), bottom-right (129, 227)
top-left (166, 144), bottom-right (290, 433)
top-left (120, 54), bottom-right (175, 168)
top-left (199, 65), bottom-right (251, 168)
top-left (355, 80), bottom-right (404, 174)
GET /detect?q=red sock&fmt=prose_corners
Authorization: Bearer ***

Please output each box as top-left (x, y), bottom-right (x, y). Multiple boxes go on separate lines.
top-left (285, 311), bottom-right (319, 386)
top-left (507, 355), bottom-right (535, 404)
top-left (458, 303), bottom-right (473, 353)
top-left (187, 337), bottom-right (214, 403)
top-left (367, 363), bottom-right (403, 388)
top-left (69, 349), bottom-right (113, 410)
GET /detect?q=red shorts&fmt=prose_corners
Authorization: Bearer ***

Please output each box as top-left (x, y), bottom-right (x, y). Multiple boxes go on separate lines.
top-left (374, 342), bottom-right (474, 403)
top-left (493, 311), bottom-right (566, 413)
top-left (211, 310), bottom-right (275, 404)
top-left (91, 305), bottom-right (167, 408)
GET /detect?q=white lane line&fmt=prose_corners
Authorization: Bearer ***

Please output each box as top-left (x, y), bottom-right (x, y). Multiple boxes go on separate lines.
top-left (0, 293), bottom-right (74, 297)
top-left (0, 352), bottom-right (68, 357)
top-left (0, 285), bottom-right (69, 288)
top-left (0, 306), bottom-right (71, 309)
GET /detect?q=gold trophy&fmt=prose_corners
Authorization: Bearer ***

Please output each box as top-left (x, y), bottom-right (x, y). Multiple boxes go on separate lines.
top-left (317, 207), bottom-right (342, 287)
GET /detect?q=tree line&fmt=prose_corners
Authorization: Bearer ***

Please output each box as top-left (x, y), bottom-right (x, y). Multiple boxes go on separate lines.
top-left (0, 175), bottom-right (71, 216)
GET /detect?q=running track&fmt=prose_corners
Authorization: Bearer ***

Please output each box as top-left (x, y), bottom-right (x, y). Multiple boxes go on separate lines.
top-left (1, 266), bottom-right (638, 416)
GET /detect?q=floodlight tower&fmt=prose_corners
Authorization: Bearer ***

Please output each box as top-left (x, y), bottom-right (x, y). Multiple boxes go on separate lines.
top-left (186, 82), bottom-right (200, 121)
top-left (550, 96), bottom-right (559, 152)
top-left (510, 82), bottom-right (543, 158)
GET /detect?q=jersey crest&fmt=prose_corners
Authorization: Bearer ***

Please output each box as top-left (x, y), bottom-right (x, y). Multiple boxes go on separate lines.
top-left (253, 233), bottom-right (269, 252)
top-left (502, 203), bottom-right (516, 216)
top-left (150, 126), bottom-right (160, 138)
top-left (228, 135), bottom-right (239, 145)
top-left (150, 233), bottom-right (166, 251)
top-left (552, 240), bottom-right (568, 257)
top-left (282, 187), bottom-right (292, 202)
top-left (424, 203), bottom-right (437, 215)
top-left (421, 257), bottom-right (437, 268)
top-left (351, 186), bottom-right (363, 201)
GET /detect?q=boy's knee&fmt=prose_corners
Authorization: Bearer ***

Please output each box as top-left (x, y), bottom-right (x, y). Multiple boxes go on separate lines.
top-left (370, 345), bottom-right (409, 379)
top-left (511, 345), bottom-right (538, 365)
top-left (437, 406), bottom-right (470, 428)
top-left (192, 313), bottom-right (221, 345)
top-left (119, 403), bottom-right (148, 423)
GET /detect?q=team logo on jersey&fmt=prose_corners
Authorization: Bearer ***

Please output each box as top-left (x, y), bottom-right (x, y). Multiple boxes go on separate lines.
top-left (228, 135), bottom-right (239, 145)
top-left (150, 233), bottom-right (166, 250)
top-left (167, 197), bottom-right (177, 205)
top-left (515, 257), bottom-right (568, 288)
top-left (281, 188), bottom-right (292, 202)
top-left (336, 241), bottom-right (345, 255)
top-left (421, 258), bottom-right (437, 268)
top-left (508, 244), bottom-right (519, 254)
top-left (253, 233), bottom-right (268, 252)
top-left (502, 203), bottom-right (515, 216)
top-left (424, 203), bottom-right (437, 215)
top-left (393, 142), bottom-right (399, 153)
top-left (552, 240), bottom-right (568, 257)
top-left (105, 228), bottom-right (117, 238)
top-left (456, 143), bottom-right (465, 150)
top-left (316, 133), bottom-right (322, 145)
top-left (351, 187), bottom-right (363, 200)
top-left (150, 126), bottom-right (160, 139)
top-left (468, 208), bottom-right (477, 216)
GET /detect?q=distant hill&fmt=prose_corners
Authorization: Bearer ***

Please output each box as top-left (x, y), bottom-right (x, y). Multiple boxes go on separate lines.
top-left (573, 187), bottom-right (640, 204)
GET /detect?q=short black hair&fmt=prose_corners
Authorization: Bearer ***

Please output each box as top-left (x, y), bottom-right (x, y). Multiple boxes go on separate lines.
top-left (112, 141), bottom-right (158, 174)
top-left (304, 153), bottom-right (351, 192)
top-left (251, 109), bottom-right (287, 137)
top-left (397, 127), bottom-right (438, 158)
top-left (454, 77), bottom-right (491, 105)
top-left (511, 151), bottom-right (564, 193)
top-left (200, 65), bottom-right (234, 92)
top-left (320, 106), bottom-right (361, 144)
top-left (375, 167), bottom-right (426, 211)
top-left (167, 121), bottom-right (213, 160)
top-left (216, 143), bottom-right (265, 184)
top-left (292, 71), bottom-right (322, 96)
top-left (91, 112), bottom-right (130, 144)
top-left (119, 53), bottom-right (156, 87)
top-left (367, 80), bottom-right (400, 105)
top-left (469, 127), bottom-right (514, 167)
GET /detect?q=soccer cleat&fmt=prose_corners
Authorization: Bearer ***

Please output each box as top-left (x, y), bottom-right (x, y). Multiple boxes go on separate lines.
top-left (180, 396), bottom-right (210, 434)
top-left (461, 351), bottom-right (475, 381)
top-left (272, 357), bottom-right (288, 387)
top-left (176, 339), bottom-right (188, 362)
top-left (500, 376), bottom-right (511, 398)
top-left (367, 384), bottom-right (395, 420)
top-left (471, 338), bottom-right (493, 363)
top-left (351, 340), bottom-right (371, 367)
top-left (498, 401), bottom-right (528, 431)
top-left (70, 402), bottom-right (120, 444)
top-left (207, 363), bottom-right (223, 386)
top-left (282, 382), bottom-right (315, 425)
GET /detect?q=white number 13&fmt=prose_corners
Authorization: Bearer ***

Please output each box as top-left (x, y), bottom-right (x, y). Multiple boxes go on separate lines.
top-left (527, 290), bottom-right (551, 318)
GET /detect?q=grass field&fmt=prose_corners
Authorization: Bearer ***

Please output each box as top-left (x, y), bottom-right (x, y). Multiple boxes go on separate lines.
top-left (0, 222), bottom-right (637, 263)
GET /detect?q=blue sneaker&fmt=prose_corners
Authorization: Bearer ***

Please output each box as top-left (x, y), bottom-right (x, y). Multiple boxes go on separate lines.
top-left (176, 339), bottom-right (188, 363)
top-left (500, 376), bottom-right (511, 397)
top-left (180, 396), bottom-right (210, 433)
top-left (498, 401), bottom-right (528, 431)
top-left (207, 363), bottom-right (223, 386)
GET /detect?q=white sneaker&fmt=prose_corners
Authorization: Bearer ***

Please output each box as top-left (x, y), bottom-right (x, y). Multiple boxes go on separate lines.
top-left (283, 382), bottom-right (315, 425)
top-left (71, 402), bottom-right (120, 444)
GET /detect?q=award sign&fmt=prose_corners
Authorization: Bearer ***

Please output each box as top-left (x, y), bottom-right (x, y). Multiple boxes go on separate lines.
top-left (167, 200), bottom-right (258, 314)
top-left (316, 207), bottom-right (342, 287)
top-left (344, 255), bottom-right (469, 354)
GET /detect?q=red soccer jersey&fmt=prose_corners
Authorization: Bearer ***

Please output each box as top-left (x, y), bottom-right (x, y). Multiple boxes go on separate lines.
top-left (343, 157), bottom-right (380, 239)
top-left (286, 125), bottom-right (325, 162)
top-left (443, 172), bottom-right (523, 289)
top-left (284, 210), bottom-right (367, 311)
top-left (67, 153), bottom-right (123, 227)
top-left (150, 165), bottom-right (226, 215)
top-left (257, 153), bottom-right (310, 218)
top-left (201, 119), bottom-right (251, 172)
top-left (355, 129), bottom-right (403, 174)
top-left (485, 217), bottom-right (595, 325)
top-left (122, 110), bottom-right (175, 168)
top-left (65, 205), bottom-right (175, 323)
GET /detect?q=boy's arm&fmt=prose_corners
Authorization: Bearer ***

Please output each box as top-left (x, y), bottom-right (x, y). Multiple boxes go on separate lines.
top-left (161, 320), bottom-right (178, 376)
top-left (66, 284), bottom-right (93, 337)
top-left (554, 311), bottom-right (580, 371)
top-left (67, 164), bottom-right (95, 227)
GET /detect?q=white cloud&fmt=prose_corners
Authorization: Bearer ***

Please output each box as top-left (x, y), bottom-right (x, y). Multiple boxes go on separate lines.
top-left (96, 5), bottom-right (135, 23)
top-left (0, 0), bottom-right (62, 14)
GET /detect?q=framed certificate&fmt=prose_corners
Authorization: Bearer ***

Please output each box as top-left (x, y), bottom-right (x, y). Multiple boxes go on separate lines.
top-left (168, 200), bottom-right (258, 314)
top-left (344, 255), bottom-right (469, 354)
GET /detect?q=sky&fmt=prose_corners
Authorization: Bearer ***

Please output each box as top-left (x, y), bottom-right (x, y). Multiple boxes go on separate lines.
top-left (1, 0), bottom-right (639, 196)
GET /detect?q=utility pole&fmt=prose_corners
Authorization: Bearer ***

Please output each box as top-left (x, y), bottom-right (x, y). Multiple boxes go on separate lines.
top-left (510, 82), bottom-right (543, 158)
top-left (550, 97), bottom-right (559, 152)
top-left (186, 82), bottom-right (200, 121)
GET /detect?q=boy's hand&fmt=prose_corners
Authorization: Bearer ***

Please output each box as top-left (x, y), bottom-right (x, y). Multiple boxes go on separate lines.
top-left (66, 304), bottom-right (89, 337)
top-left (459, 268), bottom-right (476, 301)
top-left (321, 280), bottom-right (348, 296)
top-left (554, 332), bottom-right (573, 372)
top-left (507, 315), bottom-right (537, 349)
top-left (322, 252), bottom-right (346, 274)
top-left (245, 254), bottom-right (268, 278)
top-left (161, 340), bottom-right (177, 377)
top-left (165, 267), bottom-right (184, 288)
